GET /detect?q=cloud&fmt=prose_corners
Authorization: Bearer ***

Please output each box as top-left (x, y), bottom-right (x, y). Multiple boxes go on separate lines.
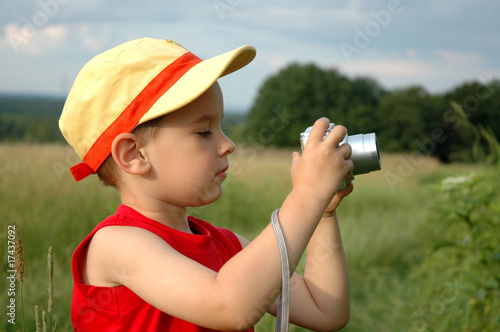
top-left (258, 54), bottom-right (287, 71)
top-left (2, 22), bottom-right (67, 55)
top-left (435, 50), bottom-right (485, 66)
top-left (339, 49), bottom-right (497, 93)
top-left (227, 1), bottom-right (366, 37)
top-left (78, 23), bottom-right (112, 52)
top-left (341, 56), bottom-right (428, 80)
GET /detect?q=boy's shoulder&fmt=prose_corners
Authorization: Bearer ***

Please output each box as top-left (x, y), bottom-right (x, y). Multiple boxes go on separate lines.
top-left (83, 204), bottom-right (244, 259)
top-left (76, 205), bottom-right (246, 287)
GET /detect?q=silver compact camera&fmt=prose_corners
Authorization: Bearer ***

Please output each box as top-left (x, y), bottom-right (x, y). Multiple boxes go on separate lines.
top-left (300, 123), bottom-right (381, 175)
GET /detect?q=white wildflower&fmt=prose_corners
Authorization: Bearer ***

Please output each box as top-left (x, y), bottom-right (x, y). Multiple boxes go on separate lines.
top-left (441, 173), bottom-right (476, 191)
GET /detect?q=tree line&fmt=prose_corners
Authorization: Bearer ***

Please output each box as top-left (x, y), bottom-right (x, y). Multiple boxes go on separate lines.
top-left (244, 63), bottom-right (500, 162)
top-left (0, 95), bottom-right (65, 143)
top-left (2, 65), bottom-right (499, 163)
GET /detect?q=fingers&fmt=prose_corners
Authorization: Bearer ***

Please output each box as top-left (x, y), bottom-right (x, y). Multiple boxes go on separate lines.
top-left (308, 118), bottom-right (348, 148)
top-left (291, 151), bottom-right (301, 166)
top-left (323, 182), bottom-right (354, 214)
top-left (337, 181), bottom-right (354, 198)
top-left (307, 117), bottom-right (331, 144)
top-left (325, 124), bottom-right (348, 147)
top-left (338, 141), bottom-right (352, 161)
top-left (327, 124), bottom-right (352, 161)
top-left (305, 118), bottom-right (352, 164)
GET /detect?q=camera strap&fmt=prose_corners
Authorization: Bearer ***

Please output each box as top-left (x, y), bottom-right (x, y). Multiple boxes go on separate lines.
top-left (271, 209), bottom-right (290, 332)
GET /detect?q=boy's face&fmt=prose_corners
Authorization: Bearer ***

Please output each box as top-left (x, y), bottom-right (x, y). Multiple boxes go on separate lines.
top-left (144, 82), bottom-right (235, 207)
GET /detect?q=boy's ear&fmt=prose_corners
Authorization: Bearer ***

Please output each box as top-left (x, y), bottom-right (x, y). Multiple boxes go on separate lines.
top-left (111, 133), bottom-right (151, 175)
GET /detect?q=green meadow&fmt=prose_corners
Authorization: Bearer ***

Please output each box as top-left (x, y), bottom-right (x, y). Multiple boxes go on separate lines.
top-left (1, 144), bottom-right (499, 331)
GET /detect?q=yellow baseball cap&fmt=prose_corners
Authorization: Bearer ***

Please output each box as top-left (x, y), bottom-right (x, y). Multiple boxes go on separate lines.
top-left (59, 38), bottom-right (256, 182)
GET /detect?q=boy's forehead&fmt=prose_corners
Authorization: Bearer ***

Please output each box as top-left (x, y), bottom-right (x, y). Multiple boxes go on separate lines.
top-left (172, 108), bottom-right (224, 126)
top-left (191, 114), bottom-right (218, 124)
top-left (166, 83), bottom-right (224, 125)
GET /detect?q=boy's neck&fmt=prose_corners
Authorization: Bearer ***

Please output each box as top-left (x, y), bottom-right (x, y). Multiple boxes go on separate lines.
top-left (119, 190), bottom-right (193, 234)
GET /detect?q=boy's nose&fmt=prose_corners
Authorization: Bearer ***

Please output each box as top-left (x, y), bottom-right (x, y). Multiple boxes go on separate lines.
top-left (219, 133), bottom-right (235, 156)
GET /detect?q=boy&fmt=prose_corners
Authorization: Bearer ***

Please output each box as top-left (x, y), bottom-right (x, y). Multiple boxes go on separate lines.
top-left (60, 38), bottom-right (353, 331)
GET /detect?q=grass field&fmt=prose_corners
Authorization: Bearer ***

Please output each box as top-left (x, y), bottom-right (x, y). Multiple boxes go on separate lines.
top-left (0, 143), bottom-right (496, 331)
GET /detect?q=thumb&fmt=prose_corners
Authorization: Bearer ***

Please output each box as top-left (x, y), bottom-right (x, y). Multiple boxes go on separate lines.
top-left (291, 151), bottom-right (301, 167)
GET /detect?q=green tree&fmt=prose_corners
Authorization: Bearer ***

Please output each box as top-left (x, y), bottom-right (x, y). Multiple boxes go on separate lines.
top-left (438, 80), bottom-right (500, 162)
top-left (344, 77), bottom-right (385, 134)
top-left (244, 64), bottom-right (384, 147)
top-left (375, 86), bottom-right (431, 151)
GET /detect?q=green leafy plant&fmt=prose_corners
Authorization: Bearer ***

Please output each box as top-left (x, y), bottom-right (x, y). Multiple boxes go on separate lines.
top-left (437, 172), bottom-right (499, 326)
top-left (409, 105), bottom-right (500, 331)
top-left (448, 101), bottom-right (500, 164)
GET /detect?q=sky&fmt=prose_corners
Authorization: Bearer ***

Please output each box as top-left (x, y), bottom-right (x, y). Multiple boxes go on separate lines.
top-left (1, 0), bottom-right (500, 112)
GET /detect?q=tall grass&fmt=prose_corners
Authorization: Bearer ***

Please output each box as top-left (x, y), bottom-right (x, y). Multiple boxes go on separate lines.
top-left (0, 144), bottom-right (493, 331)
top-left (1, 144), bottom-right (119, 331)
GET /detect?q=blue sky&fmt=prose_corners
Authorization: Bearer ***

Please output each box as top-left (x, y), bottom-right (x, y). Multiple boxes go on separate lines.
top-left (1, 0), bottom-right (499, 111)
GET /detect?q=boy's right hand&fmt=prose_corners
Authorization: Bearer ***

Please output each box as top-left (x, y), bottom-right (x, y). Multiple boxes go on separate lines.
top-left (290, 117), bottom-right (353, 208)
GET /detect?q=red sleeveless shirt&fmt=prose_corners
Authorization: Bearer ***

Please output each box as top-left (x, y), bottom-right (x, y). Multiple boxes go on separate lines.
top-left (71, 204), bottom-right (254, 332)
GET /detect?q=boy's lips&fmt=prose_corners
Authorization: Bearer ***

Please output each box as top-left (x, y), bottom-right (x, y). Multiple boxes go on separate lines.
top-left (216, 165), bottom-right (229, 179)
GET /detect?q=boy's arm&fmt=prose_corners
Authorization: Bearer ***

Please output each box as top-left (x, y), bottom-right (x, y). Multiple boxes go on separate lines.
top-left (86, 118), bottom-right (352, 331)
top-left (264, 183), bottom-right (352, 331)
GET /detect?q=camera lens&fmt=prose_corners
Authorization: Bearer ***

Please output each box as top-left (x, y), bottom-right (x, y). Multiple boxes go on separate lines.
top-left (346, 133), bottom-right (381, 175)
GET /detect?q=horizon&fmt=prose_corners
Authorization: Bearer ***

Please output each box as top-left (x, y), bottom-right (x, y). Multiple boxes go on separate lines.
top-left (1, 71), bottom-right (498, 115)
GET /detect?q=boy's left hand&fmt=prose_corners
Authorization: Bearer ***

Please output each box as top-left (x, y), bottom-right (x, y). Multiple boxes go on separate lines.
top-left (323, 177), bottom-right (354, 217)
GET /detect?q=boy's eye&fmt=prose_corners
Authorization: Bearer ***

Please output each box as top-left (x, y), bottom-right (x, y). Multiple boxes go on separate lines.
top-left (198, 130), bottom-right (212, 138)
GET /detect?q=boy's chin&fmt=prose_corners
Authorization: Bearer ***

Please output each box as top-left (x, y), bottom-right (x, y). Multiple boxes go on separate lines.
top-left (189, 187), bottom-right (223, 207)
